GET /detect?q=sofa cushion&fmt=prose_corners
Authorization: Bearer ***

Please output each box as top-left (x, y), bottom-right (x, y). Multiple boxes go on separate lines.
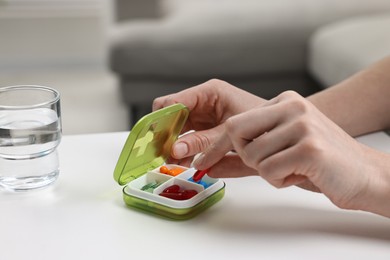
top-left (308, 13), bottom-right (390, 87)
top-left (110, 0), bottom-right (390, 78)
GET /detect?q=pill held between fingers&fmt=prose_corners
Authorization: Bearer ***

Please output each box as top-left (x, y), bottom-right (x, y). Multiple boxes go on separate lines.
top-left (192, 169), bottom-right (209, 182)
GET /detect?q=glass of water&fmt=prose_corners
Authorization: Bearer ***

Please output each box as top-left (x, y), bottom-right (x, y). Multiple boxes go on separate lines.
top-left (0, 85), bottom-right (62, 191)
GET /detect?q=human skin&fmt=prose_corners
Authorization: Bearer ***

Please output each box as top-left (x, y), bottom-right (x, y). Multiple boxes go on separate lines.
top-left (193, 91), bottom-right (390, 217)
top-left (153, 80), bottom-right (266, 165)
top-left (308, 56), bottom-right (390, 136)
top-left (152, 56), bottom-right (390, 217)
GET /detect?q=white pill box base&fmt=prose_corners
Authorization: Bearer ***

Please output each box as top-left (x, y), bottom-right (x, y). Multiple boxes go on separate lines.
top-left (123, 164), bottom-right (225, 208)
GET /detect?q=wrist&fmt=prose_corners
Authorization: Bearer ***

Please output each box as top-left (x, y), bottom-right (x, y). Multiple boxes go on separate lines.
top-left (358, 148), bottom-right (390, 217)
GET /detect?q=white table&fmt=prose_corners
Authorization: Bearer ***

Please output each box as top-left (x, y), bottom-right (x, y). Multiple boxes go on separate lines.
top-left (1, 131), bottom-right (390, 260)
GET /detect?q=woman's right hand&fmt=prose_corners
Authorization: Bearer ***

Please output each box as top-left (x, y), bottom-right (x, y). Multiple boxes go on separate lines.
top-left (153, 79), bottom-right (266, 165)
top-left (194, 91), bottom-right (390, 217)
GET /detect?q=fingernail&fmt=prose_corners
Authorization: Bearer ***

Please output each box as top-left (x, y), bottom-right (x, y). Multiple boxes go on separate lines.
top-left (193, 153), bottom-right (205, 168)
top-left (173, 142), bottom-right (188, 158)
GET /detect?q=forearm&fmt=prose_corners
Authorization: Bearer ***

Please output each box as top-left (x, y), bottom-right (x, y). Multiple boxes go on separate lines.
top-left (308, 56), bottom-right (390, 137)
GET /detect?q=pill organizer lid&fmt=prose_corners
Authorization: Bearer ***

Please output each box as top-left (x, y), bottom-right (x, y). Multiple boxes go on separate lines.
top-left (114, 103), bottom-right (189, 185)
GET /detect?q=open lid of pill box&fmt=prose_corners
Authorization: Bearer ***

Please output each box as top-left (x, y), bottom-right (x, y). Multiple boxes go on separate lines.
top-left (114, 103), bottom-right (189, 185)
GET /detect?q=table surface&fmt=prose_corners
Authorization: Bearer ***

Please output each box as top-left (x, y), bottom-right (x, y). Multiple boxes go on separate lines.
top-left (1, 131), bottom-right (390, 260)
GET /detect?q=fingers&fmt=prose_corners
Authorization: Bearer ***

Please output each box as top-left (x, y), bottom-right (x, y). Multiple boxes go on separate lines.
top-left (152, 81), bottom-right (214, 112)
top-left (296, 179), bottom-right (322, 193)
top-left (153, 94), bottom-right (177, 111)
top-left (255, 144), bottom-right (312, 188)
top-left (281, 174), bottom-right (308, 187)
top-left (224, 99), bottom-right (282, 140)
top-left (192, 98), bottom-right (285, 172)
top-left (193, 131), bottom-right (233, 170)
top-left (239, 120), bottom-right (301, 170)
top-left (206, 153), bottom-right (258, 178)
top-left (202, 93), bottom-right (316, 189)
top-left (259, 141), bottom-right (322, 192)
top-left (166, 156), bottom-right (194, 167)
top-left (222, 103), bottom-right (283, 164)
top-left (171, 124), bottom-right (225, 159)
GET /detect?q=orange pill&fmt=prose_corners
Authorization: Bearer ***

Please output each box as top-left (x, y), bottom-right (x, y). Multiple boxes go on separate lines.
top-left (160, 166), bottom-right (169, 174)
top-left (168, 167), bottom-right (184, 176)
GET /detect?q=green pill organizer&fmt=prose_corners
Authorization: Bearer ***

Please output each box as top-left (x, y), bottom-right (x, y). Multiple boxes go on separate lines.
top-left (113, 103), bottom-right (225, 220)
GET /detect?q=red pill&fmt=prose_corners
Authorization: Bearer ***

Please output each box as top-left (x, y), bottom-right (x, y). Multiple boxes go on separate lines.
top-left (159, 189), bottom-right (198, 200)
top-left (181, 189), bottom-right (198, 200)
top-left (163, 184), bottom-right (180, 193)
top-left (192, 169), bottom-right (210, 182)
top-left (160, 192), bottom-right (186, 200)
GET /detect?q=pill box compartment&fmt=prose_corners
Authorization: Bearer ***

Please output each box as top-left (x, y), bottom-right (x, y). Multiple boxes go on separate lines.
top-left (114, 104), bottom-right (225, 220)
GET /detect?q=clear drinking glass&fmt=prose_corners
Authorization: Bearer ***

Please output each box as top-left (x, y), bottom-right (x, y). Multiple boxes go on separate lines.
top-left (0, 85), bottom-right (62, 191)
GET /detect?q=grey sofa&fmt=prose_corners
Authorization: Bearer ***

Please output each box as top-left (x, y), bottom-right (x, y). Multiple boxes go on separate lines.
top-left (309, 13), bottom-right (390, 87)
top-left (108, 0), bottom-right (390, 125)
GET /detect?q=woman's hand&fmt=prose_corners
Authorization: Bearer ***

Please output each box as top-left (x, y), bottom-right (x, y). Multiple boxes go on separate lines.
top-left (153, 79), bottom-right (265, 165)
top-left (194, 91), bottom-right (390, 217)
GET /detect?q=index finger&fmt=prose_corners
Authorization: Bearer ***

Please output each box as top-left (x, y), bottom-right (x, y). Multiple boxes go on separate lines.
top-left (152, 84), bottom-right (202, 112)
top-left (193, 131), bottom-right (233, 170)
top-left (172, 124), bottom-right (225, 159)
top-left (152, 94), bottom-right (177, 111)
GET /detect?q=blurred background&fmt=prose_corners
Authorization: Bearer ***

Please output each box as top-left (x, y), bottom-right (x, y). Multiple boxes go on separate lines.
top-left (1, 0), bottom-right (389, 135)
top-left (0, 0), bottom-right (126, 135)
